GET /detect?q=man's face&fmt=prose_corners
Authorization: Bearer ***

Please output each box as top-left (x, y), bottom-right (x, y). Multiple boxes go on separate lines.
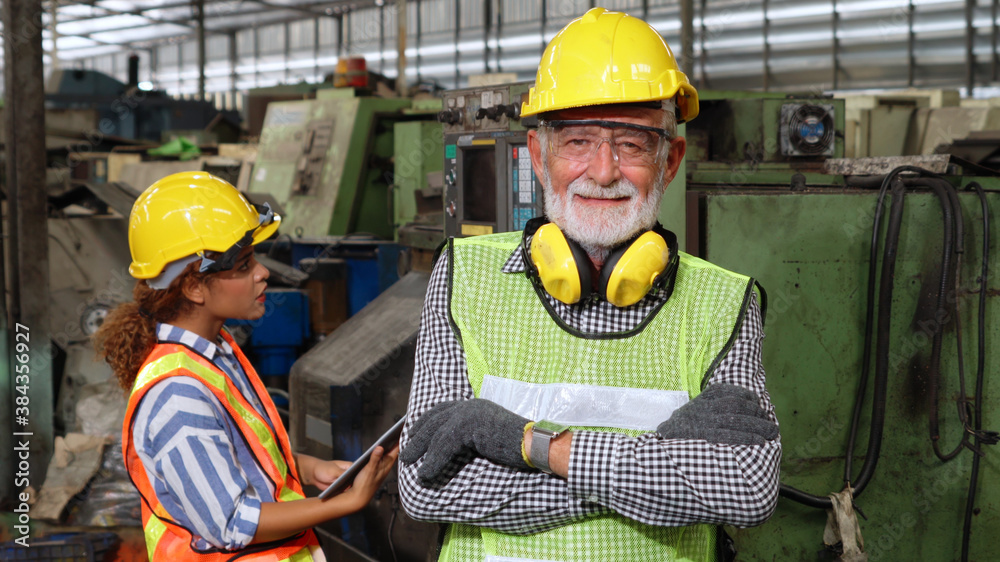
top-left (527, 105), bottom-right (686, 255)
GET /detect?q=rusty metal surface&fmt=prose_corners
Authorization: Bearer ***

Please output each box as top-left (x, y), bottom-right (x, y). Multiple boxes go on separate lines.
top-left (824, 155), bottom-right (951, 175)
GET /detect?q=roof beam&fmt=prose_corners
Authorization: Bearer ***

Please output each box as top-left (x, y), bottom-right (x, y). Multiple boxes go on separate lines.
top-left (54, 0), bottom-right (200, 29)
top-left (39, 0), bottom-right (372, 59)
top-left (243, 0), bottom-right (342, 20)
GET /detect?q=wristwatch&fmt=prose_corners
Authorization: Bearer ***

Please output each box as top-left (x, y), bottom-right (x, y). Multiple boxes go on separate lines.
top-left (530, 420), bottom-right (570, 474)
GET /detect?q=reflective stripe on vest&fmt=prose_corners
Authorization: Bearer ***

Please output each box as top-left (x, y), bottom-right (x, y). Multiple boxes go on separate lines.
top-left (444, 232), bottom-right (755, 562)
top-left (123, 331), bottom-right (321, 561)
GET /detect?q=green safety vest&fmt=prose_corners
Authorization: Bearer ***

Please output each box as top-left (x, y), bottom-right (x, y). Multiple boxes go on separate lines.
top-left (442, 231), bottom-right (758, 562)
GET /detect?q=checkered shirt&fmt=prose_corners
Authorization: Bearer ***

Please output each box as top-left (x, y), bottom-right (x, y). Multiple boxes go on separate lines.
top-left (398, 246), bottom-right (782, 535)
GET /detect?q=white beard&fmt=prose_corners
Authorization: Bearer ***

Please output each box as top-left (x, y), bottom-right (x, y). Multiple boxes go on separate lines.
top-left (542, 170), bottom-right (665, 265)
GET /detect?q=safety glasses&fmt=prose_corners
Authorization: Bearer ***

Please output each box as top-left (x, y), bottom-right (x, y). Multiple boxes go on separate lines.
top-left (542, 119), bottom-right (671, 167)
top-left (199, 202), bottom-right (275, 273)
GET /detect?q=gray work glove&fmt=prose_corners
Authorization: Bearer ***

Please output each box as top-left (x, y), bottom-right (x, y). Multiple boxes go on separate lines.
top-left (401, 399), bottom-right (530, 484)
top-left (656, 384), bottom-right (779, 446)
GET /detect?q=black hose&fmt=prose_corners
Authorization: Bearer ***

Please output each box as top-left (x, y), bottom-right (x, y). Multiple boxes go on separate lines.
top-left (910, 176), bottom-right (969, 462)
top-left (782, 169), bottom-right (908, 509)
top-left (783, 166), bottom-right (965, 508)
top-left (960, 182), bottom-right (992, 562)
top-left (851, 176), bottom-right (905, 497)
top-left (841, 170), bottom-right (897, 487)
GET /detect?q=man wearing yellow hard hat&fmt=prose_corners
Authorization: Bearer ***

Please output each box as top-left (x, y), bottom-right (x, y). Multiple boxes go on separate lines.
top-left (399, 8), bottom-right (780, 562)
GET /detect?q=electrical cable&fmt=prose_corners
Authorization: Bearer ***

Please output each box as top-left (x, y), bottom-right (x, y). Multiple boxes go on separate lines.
top-left (387, 504), bottom-right (398, 562)
top-left (850, 175), bottom-right (905, 498)
top-left (782, 168), bottom-right (908, 509)
top-left (782, 168), bottom-right (995, 562)
top-left (912, 176), bottom-right (968, 462)
top-left (783, 166), bottom-right (977, 507)
top-left (840, 170), bottom-right (896, 487)
top-left (960, 182), bottom-right (997, 562)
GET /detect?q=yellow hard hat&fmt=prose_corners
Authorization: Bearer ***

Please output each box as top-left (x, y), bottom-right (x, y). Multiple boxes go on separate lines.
top-left (128, 171), bottom-right (280, 280)
top-left (521, 7), bottom-right (699, 123)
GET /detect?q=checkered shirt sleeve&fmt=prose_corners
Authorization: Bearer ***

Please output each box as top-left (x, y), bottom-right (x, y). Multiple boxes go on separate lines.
top-left (398, 250), bottom-right (781, 534)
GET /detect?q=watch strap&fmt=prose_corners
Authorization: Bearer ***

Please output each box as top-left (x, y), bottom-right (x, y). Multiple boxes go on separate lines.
top-left (529, 421), bottom-right (568, 474)
top-left (530, 427), bottom-right (553, 473)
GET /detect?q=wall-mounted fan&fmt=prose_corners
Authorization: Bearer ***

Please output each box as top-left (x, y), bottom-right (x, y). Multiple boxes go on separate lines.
top-left (780, 103), bottom-right (836, 157)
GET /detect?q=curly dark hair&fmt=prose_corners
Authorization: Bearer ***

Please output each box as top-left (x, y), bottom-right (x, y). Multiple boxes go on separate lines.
top-left (93, 263), bottom-right (215, 392)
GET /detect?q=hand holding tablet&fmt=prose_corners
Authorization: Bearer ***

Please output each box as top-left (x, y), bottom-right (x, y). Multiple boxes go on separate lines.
top-left (319, 417), bottom-right (406, 499)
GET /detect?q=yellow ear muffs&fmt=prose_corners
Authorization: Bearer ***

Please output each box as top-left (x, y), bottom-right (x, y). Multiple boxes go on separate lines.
top-left (530, 222), bottom-right (592, 304)
top-left (599, 230), bottom-right (670, 307)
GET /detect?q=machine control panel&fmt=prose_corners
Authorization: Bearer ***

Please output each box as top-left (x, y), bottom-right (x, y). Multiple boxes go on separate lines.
top-left (439, 86), bottom-right (522, 133)
top-left (509, 144), bottom-right (538, 231)
top-left (441, 82), bottom-right (545, 238)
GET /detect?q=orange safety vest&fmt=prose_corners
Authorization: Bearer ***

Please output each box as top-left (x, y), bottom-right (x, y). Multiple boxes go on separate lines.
top-left (122, 330), bottom-right (323, 561)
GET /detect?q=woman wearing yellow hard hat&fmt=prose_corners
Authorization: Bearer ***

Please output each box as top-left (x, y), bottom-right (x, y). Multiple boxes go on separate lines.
top-left (95, 171), bottom-right (397, 561)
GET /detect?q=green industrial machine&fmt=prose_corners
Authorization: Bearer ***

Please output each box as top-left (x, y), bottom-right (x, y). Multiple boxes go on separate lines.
top-left (687, 90), bottom-right (846, 191)
top-left (249, 89), bottom-right (421, 239)
top-left (393, 105), bottom-right (445, 266)
top-left (704, 186), bottom-right (999, 561)
top-left (687, 92), bottom-right (999, 560)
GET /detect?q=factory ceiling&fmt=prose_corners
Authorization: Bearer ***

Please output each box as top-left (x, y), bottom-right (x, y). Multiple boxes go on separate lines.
top-left (8, 0), bottom-right (386, 62)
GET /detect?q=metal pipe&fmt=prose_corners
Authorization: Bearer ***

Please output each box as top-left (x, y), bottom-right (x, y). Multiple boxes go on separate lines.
top-left (337, 14), bottom-right (344, 58)
top-left (699, 0), bottom-right (708, 87)
top-left (128, 53), bottom-right (140, 86)
top-left (284, 21), bottom-right (291, 83)
top-left (177, 42), bottom-right (183, 92)
top-left (680, 0), bottom-right (695, 77)
top-left (496, 0), bottom-right (503, 72)
top-left (229, 30), bottom-right (238, 107)
top-left (763, 0), bottom-right (770, 91)
top-left (966, 0), bottom-right (976, 95)
top-left (540, 0), bottom-right (547, 56)
top-left (379, 5), bottom-right (386, 75)
top-left (453, 1), bottom-right (460, 87)
top-left (993, 0), bottom-right (998, 81)
top-left (416, 0), bottom-right (422, 84)
top-left (483, 0), bottom-right (492, 74)
top-left (397, 0), bottom-right (408, 96)
top-left (832, 0), bottom-right (840, 89)
top-left (50, 0), bottom-right (59, 70)
top-left (908, 0), bottom-right (916, 87)
top-left (196, 0), bottom-right (206, 101)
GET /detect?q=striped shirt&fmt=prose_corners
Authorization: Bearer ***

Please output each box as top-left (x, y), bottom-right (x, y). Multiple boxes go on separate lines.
top-left (131, 323), bottom-right (275, 550)
top-left (399, 246), bottom-right (782, 534)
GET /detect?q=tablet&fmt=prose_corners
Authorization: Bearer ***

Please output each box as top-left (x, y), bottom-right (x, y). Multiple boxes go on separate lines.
top-left (318, 417), bottom-right (406, 499)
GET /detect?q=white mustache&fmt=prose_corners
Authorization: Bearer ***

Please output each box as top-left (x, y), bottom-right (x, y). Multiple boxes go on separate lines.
top-left (566, 177), bottom-right (638, 200)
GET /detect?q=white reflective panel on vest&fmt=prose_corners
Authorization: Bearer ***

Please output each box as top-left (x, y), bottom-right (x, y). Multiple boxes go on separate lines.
top-left (479, 375), bottom-right (690, 431)
top-left (486, 554), bottom-right (559, 562)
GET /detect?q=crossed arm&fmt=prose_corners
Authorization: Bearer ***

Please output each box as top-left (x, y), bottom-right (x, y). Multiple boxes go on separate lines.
top-left (397, 263), bottom-right (781, 535)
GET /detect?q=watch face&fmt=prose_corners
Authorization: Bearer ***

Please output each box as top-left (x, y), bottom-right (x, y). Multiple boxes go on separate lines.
top-left (535, 420), bottom-right (570, 435)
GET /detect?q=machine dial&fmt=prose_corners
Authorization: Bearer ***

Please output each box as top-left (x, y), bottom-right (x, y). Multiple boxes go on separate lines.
top-left (80, 303), bottom-right (112, 336)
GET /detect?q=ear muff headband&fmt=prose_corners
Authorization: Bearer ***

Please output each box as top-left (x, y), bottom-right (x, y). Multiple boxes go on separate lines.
top-left (529, 222), bottom-right (591, 304)
top-left (601, 230), bottom-right (670, 307)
